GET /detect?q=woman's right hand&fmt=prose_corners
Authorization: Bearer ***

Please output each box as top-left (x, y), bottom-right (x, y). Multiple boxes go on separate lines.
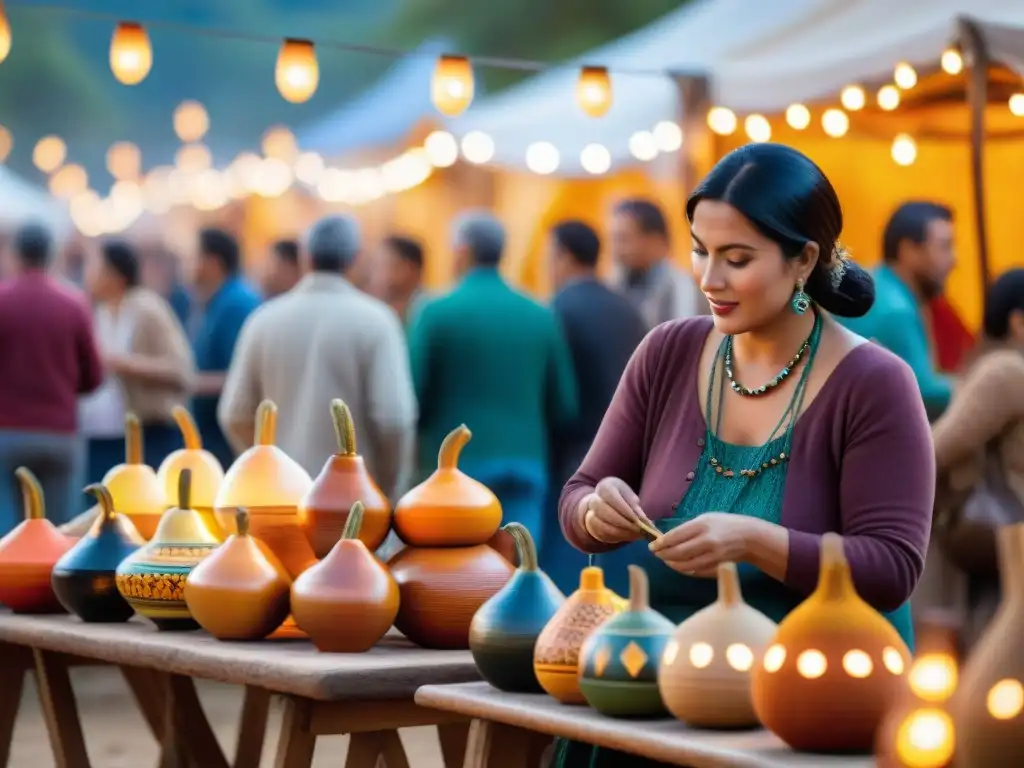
top-left (579, 477), bottom-right (653, 544)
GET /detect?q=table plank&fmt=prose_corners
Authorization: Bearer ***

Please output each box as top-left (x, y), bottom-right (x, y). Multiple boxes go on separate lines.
top-left (0, 613), bottom-right (478, 701)
top-left (415, 682), bottom-right (873, 768)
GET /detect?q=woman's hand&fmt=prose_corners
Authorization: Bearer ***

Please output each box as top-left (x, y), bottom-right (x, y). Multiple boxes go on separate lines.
top-left (580, 477), bottom-right (653, 545)
top-left (649, 512), bottom-right (753, 576)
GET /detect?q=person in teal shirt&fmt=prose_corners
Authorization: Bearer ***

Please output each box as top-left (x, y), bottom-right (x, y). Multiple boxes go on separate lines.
top-left (408, 211), bottom-right (578, 553)
top-left (839, 202), bottom-right (955, 420)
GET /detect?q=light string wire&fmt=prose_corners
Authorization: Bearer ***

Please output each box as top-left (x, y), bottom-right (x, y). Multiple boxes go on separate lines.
top-left (3, 0), bottom-right (682, 79)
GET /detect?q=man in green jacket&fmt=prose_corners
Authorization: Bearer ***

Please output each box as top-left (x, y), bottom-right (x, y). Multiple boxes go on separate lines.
top-left (408, 211), bottom-right (578, 553)
top-left (840, 201), bottom-right (955, 421)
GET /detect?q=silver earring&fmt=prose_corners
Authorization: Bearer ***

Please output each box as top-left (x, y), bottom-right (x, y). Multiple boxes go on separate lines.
top-left (791, 280), bottom-right (811, 315)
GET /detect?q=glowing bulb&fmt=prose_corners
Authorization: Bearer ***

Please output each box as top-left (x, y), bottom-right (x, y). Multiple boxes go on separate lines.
top-left (423, 131), bottom-right (458, 168)
top-left (891, 133), bottom-right (917, 166)
top-left (878, 85), bottom-right (901, 111)
top-left (894, 62), bottom-right (918, 89)
top-left (941, 47), bottom-right (963, 75)
top-left (525, 141), bottom-right (559, 175)
top-left (706, 107), bottom-right (737, 136)
top-left (275, 39), bottom-right (318, 104)
top-left (726, 643), bottom-right (754, 672)
top-left (432, 55), bottom-right (474, 117)
top-left (785, 104), bottom-right (811, 130)
top-left (628, 130), bottom-right (658, 161)
top-left (0, 125), bottom-right (11, 163)
top-left (842, 650), bottom-right (873, 678)
top-left (460, 131), bottom-right (494, 164)
top-left (840, 85), bottom-right (866, 111)
top-left (576, 66), bottom-right (612, 118)
top-left (763, 644), bottom-right (786, 673)
top-left (261, 126), bottom-right (298, 162)
top-left (106, 141), bottom-right (141, 181)
top-left (1009, 94), bottom-right (1024, 117)
top-left (895, 708), bottom-right (955, 768)
top-left (744, 114), bottom-right (771, 143)
top-left (909, 654), bottom-right (957, 702)
top-left (883, 647), bottom-right (907, 675)
top-left (689, 643), bottom-right (714, 669)
top-left (821, 108), bottom-right (849, 138)
top-left (109, 22), bottom-right (152, 86)
top-left (294, 152), bottom-right (324, 185)
top-left (48, 164), bottom-right (88, 199)
top-left (987, 679), bottom-right (1024, 720)
top-left (0, 3), bottom-right (10, 64)
top-left (579, 143), bottom-right (611, 175)
top-left (175, 143), bottom-right (212, 172)
top-left (33, 136), bottom-right (66, 174)
top-left (796, 650), bottom-right (827, 679)
top-left (173, 101), bottom-right (209, 143)
top-left (652, 121), bottom-right (683, 152)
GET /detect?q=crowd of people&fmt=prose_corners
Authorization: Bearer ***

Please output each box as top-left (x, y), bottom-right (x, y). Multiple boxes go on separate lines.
top-left (0, 144), bottom-right (1022, 658)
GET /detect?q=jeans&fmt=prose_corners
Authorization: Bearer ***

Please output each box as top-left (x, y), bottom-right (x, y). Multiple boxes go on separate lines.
top-left (465, 459), bottom-right (548, 554)
top-left (0, 429), bottom-right (83, 534)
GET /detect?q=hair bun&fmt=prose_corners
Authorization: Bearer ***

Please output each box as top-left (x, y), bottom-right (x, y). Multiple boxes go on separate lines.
top-left (806, 261), bottom-right (875, 318)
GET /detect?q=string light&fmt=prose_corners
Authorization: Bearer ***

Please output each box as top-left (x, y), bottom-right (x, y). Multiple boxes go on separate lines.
top-left (432, 55), bottom-right (474, 117)
top-left (0, 125), bottom-right (11, 163)
top-left (707, 107), bottom-right (737, 136)
top-left (577, 66), bottom-right (612, 118)
top-left (525, 141), bottom-right (560, 174)
top-left (173, 101), bottom-right (209, 142)
top-left (840, 85), bottom-right (866, 111)
top-left (33, 135), bottom-right (66, 173)
top-left (106, 141), bottom-right (142, 181)
top-left (1009, 94), bottom-right (1024, 117)
top-left (0, 1), bottom-right (10, 64)
top-left (628, 130), bottom-right (658, 161)
top-left (261, 126), bottom-right (298, 161)
top-left (276, 39), bottom-right (319, 104)
top-left (580, 143), bottom-right (611, 175)
top-left (785, 104), bottom-right (811, 130)
top-left (109, 22), bottom-right (152, 85)
top-left (423, 130), bottom-right (459, 168)
top-left (48, 164), bottom-right (88, 199)
top-left (941, 45), bottom-right (964, 75)
top-left (652, 121), bottom-right (682, 152)
top-left (460, 131), bottom-right (494, 164)
top-left (877, 85), bottom-right (901, 111)
top-left (891, 134), bottom-right (917, 166)
top-left (744, 114), bottom-right (771, 143)
top-left (894, 62), bottom-right (918, 90)
top-left (821, 108), bottom-right (849, 138)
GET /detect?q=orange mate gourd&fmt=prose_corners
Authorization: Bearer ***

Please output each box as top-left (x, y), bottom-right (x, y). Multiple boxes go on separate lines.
top-left (157, 406), bottom-right (226, 539)
top-left (101, 412), bottom-right (166, 540)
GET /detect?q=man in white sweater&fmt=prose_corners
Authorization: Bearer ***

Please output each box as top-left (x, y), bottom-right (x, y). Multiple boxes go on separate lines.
top-left (218, 216), bottom-right (416, 500)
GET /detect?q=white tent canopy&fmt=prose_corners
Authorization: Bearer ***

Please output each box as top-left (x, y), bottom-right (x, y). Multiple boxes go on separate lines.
top-left (0, 166), bottom-right (68, 233)
top-left (444, 0), bottom-right (832, 176)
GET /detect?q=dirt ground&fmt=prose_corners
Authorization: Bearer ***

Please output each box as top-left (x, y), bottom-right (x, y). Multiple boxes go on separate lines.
top-left (11, 666), bottom-right (444, 767)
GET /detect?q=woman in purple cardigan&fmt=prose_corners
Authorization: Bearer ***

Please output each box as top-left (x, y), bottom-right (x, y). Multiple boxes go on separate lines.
top-left (556, 143), bottom-right (934, 767)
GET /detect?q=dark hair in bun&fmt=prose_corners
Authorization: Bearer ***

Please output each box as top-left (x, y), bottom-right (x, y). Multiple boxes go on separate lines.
top-left (685, 143), bottom-right (874, 318)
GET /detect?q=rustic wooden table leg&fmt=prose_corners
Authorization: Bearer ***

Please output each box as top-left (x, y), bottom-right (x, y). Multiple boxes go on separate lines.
top-left (274, 697), bottom-right (316, 768)
top-left (33, 649), bottom-right (90, 768)
top-left (121, 666), bottom-right (168, 742)
top-left (0, 644), bottom-right (28, 768)
top-left (438, 723), bottom-right (471, 768)
top-left (156, 673), bottom-right (229, 768)
top-left (234, 686), bottom-right (271, 768)
top-left (462, 719), bottom-right (551, 768)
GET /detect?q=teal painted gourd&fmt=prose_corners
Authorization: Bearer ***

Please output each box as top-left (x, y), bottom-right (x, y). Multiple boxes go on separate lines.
top-left (579, 565), bottom-right (675, 718)
top-left (468, 522), bottom-right (565, 692)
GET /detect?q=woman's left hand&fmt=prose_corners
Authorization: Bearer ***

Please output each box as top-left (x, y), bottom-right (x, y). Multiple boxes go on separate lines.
top-left (649, 512), bottom-right (752, 576)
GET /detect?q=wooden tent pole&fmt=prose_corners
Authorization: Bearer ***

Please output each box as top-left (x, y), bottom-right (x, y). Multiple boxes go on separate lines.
top-left (671, 72), bottom-right (713, 200)
top-left (958, 16), bottom-right (993, 290)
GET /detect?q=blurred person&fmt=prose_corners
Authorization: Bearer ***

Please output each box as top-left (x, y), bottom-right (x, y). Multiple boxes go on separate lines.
top-left (409, 211), bottom-right (578, 551)
top-left (261, 238), bottom-right (301, 299)
top-left (840, 201), bottom-right (955, 420)
top-left (370, 234), bottom-right (428, 325)
top-left (543, 220), bottom-right (647, 592)
top-left (611, 198), bottom-right (706, 328)
top-left (219, 215), bottom-right (415, 498)
top-left (79, 240), bottom-right (194, 490)
top-left (0, 223), bottom-right (102, 530)
top-left (190, 228), bottom-right (261, 468)
top-left (140, 245), bottom-right (192, 328)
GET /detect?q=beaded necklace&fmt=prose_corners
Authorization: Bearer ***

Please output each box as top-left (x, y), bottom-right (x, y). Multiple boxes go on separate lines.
top-left (724, 318), bottom-right (816, 397)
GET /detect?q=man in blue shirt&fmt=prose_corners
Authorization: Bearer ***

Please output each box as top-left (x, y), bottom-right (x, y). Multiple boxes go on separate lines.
top-left (840, 201), bottom-right (955, 420)
top-left (190, 228), bottom-right (261, 467)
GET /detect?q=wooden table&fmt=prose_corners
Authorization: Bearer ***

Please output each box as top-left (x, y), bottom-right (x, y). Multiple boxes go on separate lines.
top-left (0, 613), bottom-right (481, 768)
top-left (416, 682), bottom-right (875, 768)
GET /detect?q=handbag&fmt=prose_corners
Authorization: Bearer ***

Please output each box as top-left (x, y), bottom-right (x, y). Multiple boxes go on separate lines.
top-left (935, 441), bottom-right (1024, 576)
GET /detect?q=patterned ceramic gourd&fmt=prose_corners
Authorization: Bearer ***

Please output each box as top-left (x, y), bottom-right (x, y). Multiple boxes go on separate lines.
top-left (214, 399), bottom-right (316, 578)
top-left (0, 468), bottom-right (74, 614)
top-left (100, 412), bottom-right (166, 540)
top-left (51, 483), bottom-right (142, 622)
top-left (534, 565), bottom-right (621, 704)
top-left (156, 406), bottom-right (226, 539)
top-left (115, 469), bottom-right (220, 630)
top-left (657, 562), bottom-right (777, 728)
top-left (579, 565), bottom-right (675, 717)
top-left (469, 522), bottom-right (565, 692)
top-left (298, 400), bottom-right (391, 557)
top-left (751, 533), bottom-right (911, 752)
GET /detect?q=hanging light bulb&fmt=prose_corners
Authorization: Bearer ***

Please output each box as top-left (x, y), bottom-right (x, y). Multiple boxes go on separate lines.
top-left (1009, 93), bottom-right (1024, 117)
top-left (840, 85), bottom-right (866, 111)
top-left (0, 1), bottom-right (11, 64)
top-left (275, 39), bottom-right (319, 104)
top-left (706, 107), bottom-right (737, 136)
top-left (106, 141), bottom-right (142, 181)
top-left (576, 66), bottom-right (612, 118)
top-left (785, 104), bottom-right (811, 130)
top-left (877, 85), bottom-right (901, 111)
top-left (432, 55), bottom-right (474, 117)
top-left (744, 114), bottom-right (771, 143)
top-left (821, 108), bottom-right (849, 138)
top-left (33, 135), bottom-right (66, 173)
top-left (109, 22), bottom-right (152, 86)
top-left (941, 45), bottom-right (964, 75)
top-left (894, 62), bottom-right (918, 90)
top-left (891, 134), bottom-right (917, 166)
top-left (173, 101), bottom-right (209, 143)
top-left (0, 125), bottom-right (11, 163)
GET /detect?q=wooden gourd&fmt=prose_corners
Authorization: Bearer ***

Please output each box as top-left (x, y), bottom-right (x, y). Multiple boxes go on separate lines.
top-left (214, 399), bottom-right (316, 579)
top-left (534, 565), bottom-right (621, 705)
top-left (469, 522), bottom-right (565, 692)
top-left (184, 509), bottom-right (291, 641)
top-left (951, 523), bottom-right (1024, 766)
top-left (579, 565), bottom-right (675, 717)
top-left (115, 469), bottom-right (220, 630)
top-left (658, 562), bottom-right (777, 728)
top-left (101, 412), bottom-right (166, 540)
top-left (875, 617), bottom-right (959, 768)
top-left (393, 424), bottom-right (502, 547)
top-left (751, 533), bottom-right (911, 752)
top-left (298, 400), bottom-right (391, 557)
top-left (156, 406), bottom-right (226, 539)
top-left (0, 468), bottom-right (74, 614)
top-left (51, 483), bottom-right (142, 622)
top-left (292, 501), bottom-right (400, 652)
